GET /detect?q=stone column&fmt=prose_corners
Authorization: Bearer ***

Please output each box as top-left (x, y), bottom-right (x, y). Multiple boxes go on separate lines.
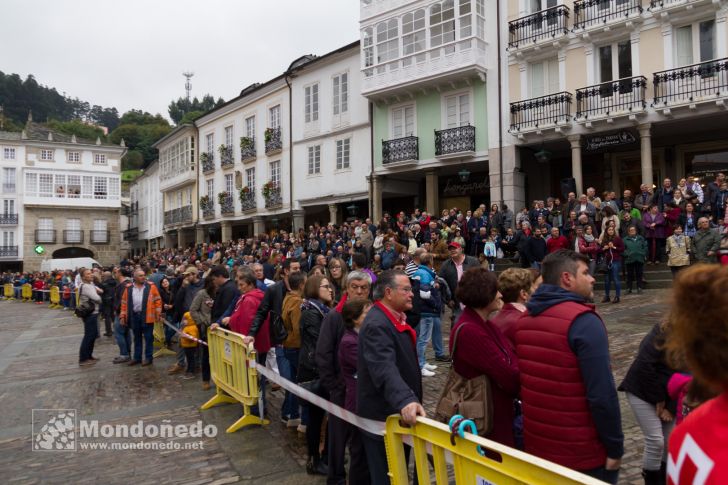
top-left (195, 226), bottom-right (205, 244)
top-left (292, 210), bottom-right (305, 233)
top-left (425, 170), bottom-right (439, 215)
top-left (177, 230), bottom-right (185, 249)
top-left (221, 221), bottom-right (232, 243)
top-left (252, 217), bottom-right (265, 237)
top-left (371, 175), bottom-right (383, 222)
top-left (639, 123), bottom-right (653, 187)
top-left (568, 134), bottom-right (583, 195)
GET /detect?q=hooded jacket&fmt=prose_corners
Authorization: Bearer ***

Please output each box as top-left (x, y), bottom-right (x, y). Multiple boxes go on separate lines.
top-left (229, 289), bottom-right (270, 354)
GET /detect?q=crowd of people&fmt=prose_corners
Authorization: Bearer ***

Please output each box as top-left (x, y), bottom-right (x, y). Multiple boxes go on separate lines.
top-left (3, 172), bottom-right (728, 484)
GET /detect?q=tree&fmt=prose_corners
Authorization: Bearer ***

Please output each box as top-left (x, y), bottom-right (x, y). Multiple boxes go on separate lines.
top-left (46, 119), bottom-right (106, 142)
top-left (167, 94), bottom-right (225, 124)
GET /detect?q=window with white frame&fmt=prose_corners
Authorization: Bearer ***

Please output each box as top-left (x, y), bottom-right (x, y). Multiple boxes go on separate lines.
top-left (362, 27), bottom-right (374, 73)
top-left (305, 84), bottom-right (320, 123)
top-left (392, 105), bottom-right (415, 138)
top-left (37, 218), bottom-right (53, 242)
top-left (246, 167), bottom-right (256, 191)
top-left (270, 160), bottom-right (280, 187)
top-left (269, 105), bottom-right (281, 130)
top-left (54, 174), bottom-right (66, 197)
top-left (333, 73), bottom-right (349, 116)
top-left (40, 149), bottom-right (54, 161)
top-left (83, 176), bottom-right (93, 199)
top-left (598, 40), bottom-right (632, 83)
top-left (459, 0), bottom-right (472, 38)
top-left (177, 191), bottom-right (183, 209)
top-left (336, 139), bottom-right (351, 170)
top-left (92, 219), bottom-right (107, 243)
top-left (476, 0), bottom-right (485, 39)
top-left (676, 20), bottom-right (715, 67)
top-left (109, 177), bottom-right (120, 198)
top-left (2, 231), bottom-right (14, 247)
top-left (308, 145), bottom-right (321, 175)
top-left (3, 200), bottom-right (15, 216)
top-left (530, 58), bottom-right (560, 97)
top-left (67, 151), bottom-right (80, 163)
top-left (94, 176), bottom-right (107, 198)
top-left (39, 173), bottom-right (53, 197)
top-left (376, 19), bottom-right (399, 65)
top-left (206, 133), bottom-right (214, 155)
top-left (207, 178), bottom-right (214, 197)
top-left (3, 168), bottom-right (16, 192)
top-left (68, 175), bottom-right (81, 198)
top-left (225, 173), bottom-right (233, 194)
top-left (402, 9), bottom-right (426, 60)
top-left (445, 93), bottom-right (471, 128)
top-left (26, 173), bottom-right (37, 195)
top-left (225, 126), bottom-right (233, 149)
top-left (3, 147), bottom-right (15, 160)
top-left (93, 153), bottom-right (107, 165)
top-left (66, 218), bottom-right (81, 243)
top-left (430, 1), bottom-right (456, 52)
top-left (245, 116), bottom-right (255, 139)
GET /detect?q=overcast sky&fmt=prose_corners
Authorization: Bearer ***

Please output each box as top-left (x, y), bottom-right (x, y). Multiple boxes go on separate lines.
top-left (2, 0), bottom-right (360, 120)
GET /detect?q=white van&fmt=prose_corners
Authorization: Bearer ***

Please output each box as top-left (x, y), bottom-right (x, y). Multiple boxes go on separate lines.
top-left (39, 257), bottom-right (101, 272)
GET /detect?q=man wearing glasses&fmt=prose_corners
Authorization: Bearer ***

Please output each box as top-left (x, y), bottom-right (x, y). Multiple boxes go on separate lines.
top-left (358, 270), bottom-right (425, 484)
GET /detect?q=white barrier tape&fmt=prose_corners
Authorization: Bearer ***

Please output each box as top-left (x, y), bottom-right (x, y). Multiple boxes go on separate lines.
top-left (252, 361), bottom-right (386, 437)
top-left (161, 319), bottom-right (209, 347)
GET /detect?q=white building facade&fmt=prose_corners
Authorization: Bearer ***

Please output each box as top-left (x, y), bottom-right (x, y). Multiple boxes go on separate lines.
top-left (128, 160), bottom-right (163, 255)
top-left (290, 42), bottom-right (372, 226)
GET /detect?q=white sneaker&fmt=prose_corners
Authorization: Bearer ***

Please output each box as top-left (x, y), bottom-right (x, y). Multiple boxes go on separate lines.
top-left (421, 368), bottom-right (435, 377)
top-left (424, 363), bottom-right (437, 371)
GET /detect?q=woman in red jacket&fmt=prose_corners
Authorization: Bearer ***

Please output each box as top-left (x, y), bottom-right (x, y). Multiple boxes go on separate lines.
top-left (450, 267), bottom-right (520, 447)
top-left (666, 265), bottom-right (728, 484)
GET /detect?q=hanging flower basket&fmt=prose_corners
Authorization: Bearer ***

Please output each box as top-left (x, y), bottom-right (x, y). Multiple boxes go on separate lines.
top-left (217, 191), bottom-right (230, 205)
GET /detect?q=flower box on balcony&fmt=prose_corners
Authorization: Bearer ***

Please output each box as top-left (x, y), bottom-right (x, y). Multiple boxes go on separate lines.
top-left (240, 137), bottom-right (256, 162)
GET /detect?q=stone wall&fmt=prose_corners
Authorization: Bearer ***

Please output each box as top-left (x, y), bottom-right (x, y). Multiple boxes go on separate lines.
top-left (23, 206), bottom-right (121, 271)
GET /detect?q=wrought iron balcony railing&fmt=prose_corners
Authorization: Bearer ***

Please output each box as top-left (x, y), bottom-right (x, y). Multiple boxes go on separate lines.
top-left (573, 0), bottom-right (642, 30)
top-left (653, 57), bottom-right (728, 106)
top-left (0, 213), bottom-right (18, 225)
top-left (508, 5), bottom-right (570, 49)
top-left (202, 204), bottom-right (215, 219)
top-left (435, 125), bottom-right (476, 157)
top-left (220, 145), bottom-right (234, 168)
top-left (0, 246), bottom-right (18, 257)
top-left (63, 229), bottom-right (84, 244)
top-left (649, 0), bottom-right (706, 9)
top-left (240, 137), bottom-right (256, 161)
top-left (220, 196), bottom-right (235, 215)
top-left (164, 206), bottom-right (194, 225)
top-left (36, 229), bottom-right (57, 243)
top-left (265, 127), bottom-right (282, 155)
top-left (201, 153), bottom-right (215, 174)
top-left (510, 92), bottom-right (573, 131)
top-left (382, 136), bottom-right (419, 164)
top-left (264, 188), bottom-right (282, 209)
top-left (576, 76), bottom-right (647, 119)
top-left (240, 192), bottom-right (256, 211)
top-left (90, 230), bottom-right (110, 244)
top-left (123, 227), bottom-right (139, 241)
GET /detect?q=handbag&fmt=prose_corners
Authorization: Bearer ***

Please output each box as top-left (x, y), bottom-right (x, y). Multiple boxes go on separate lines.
top-left (434, 323), bottom-right (494, 435)
top-left (74, 284), bottom-right (96, 319)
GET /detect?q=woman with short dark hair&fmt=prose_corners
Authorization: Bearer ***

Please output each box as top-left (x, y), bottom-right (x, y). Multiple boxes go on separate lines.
top-left (450, 267), bottom-right (520, 446)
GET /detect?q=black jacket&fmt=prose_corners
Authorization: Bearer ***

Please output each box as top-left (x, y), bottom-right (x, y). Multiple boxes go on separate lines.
top-left (99, 277), bottom-right (117, 303)
top-left (249, 280), bottom-right (288, 340)
top-left (298, 302), bottom-right (327, 383)
top-left (357, 305), bottom-right (422, 421)
top-left (438, 255), bottom-right (480, 306)
top-left (526, 236), bottom-right (548, 263)
top-left (211, 279), bottom-right (240, 322)
top-left (315, 308), bottom-right (346, 403)
top-left (618, 323), bottom-right (674, 406)
top-left (113, 279), bottom-right (131, 316)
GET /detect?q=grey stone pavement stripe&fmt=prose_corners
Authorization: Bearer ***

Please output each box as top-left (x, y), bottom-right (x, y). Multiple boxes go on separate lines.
top-left (0, 317), bottom-right (48, 375)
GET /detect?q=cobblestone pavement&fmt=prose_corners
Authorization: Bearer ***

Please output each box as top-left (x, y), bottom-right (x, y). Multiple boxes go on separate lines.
top-left (0, 290), bottom-right (669, 484)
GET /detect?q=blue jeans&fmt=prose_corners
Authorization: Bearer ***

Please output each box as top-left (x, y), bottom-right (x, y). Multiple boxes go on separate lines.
top-left (130, 312), bottom-right (154, 362)
top-left (114, 316), bottom-right (131, 357)
top-left (432, 312), bottom-right (446, 358)
top-left (277, 347), bottom-right (300, 419)
top-left (604, 261), bottom-right (622, 299)
top-left (79, 313), bottom-right (98, 361)
top-left (416, 315), bottom-right (437, 368)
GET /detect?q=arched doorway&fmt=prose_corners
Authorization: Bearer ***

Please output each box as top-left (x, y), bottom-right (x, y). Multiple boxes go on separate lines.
top-left (52, 247), bottom-right (94, 259)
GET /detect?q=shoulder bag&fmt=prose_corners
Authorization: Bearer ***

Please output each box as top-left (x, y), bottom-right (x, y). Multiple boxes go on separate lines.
top-left (434, 323), bottom-right (493, 435)
top-left (74, 284), bottom-right (96, 319)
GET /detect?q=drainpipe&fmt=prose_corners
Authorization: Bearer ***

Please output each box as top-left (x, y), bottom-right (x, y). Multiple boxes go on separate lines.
top-left (369, 101), bottom-right (374, 219)
top-left (285, 73), bottom-right (294, 233)
top-left (497, 0), bottom-right (505, 208)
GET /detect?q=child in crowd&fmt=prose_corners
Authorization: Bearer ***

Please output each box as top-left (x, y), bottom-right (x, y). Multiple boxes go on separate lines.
top-left (484, 234), bottom-right (498, 272)
top-left (180, 312), bottom-right (199, 380)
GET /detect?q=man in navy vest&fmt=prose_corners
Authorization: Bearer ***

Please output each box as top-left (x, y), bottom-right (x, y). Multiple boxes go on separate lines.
top-left (515, 250), bottom-right (623, 484)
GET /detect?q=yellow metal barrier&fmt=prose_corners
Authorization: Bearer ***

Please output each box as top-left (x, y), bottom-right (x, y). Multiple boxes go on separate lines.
top-left (21, 284), bottom-right (32, 302)
top-left (48, 286), bottom-right (62, 309)
top-left (384, 416), bottom-right (607, 485)
top-left (152, 320), bottom-right (175, 358)
top-left (201, 327), bottom-right (268, 432)
top-left (3, 283), bottom-right (14, 300)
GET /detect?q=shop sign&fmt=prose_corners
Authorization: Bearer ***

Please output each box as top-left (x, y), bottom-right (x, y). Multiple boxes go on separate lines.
top-left (441, 175), bottom-right (489, 196)
top-left (584, 131), bottom-right (636, 151)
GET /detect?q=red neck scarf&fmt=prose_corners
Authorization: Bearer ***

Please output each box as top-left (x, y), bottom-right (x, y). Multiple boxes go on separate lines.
top-left (375, 301), bottom-right (417, 347)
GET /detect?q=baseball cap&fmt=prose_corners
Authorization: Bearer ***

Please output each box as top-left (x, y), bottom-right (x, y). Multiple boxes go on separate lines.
top-left (447, 241), bottom-right (462, 249)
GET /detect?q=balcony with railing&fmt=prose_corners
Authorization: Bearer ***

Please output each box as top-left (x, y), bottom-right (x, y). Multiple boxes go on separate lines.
top-left (508, 5), bottom-right (570, 52)
top-left (240, 191), bottom-right (256, 212)
top-left (264, 128), bottom-right (282, 155)
top-left (573, 0), bottom-right (643, 33)
top-left (240, 137), bottom-right (256, 162)
top-left (201, 201), bottom-right (215, 219)
top-left (164, 205), bottom-right (193, 226)
top-left (0, 213), bottom-right (18, 225)
top-left (435, 125), bottom-right (476, 158)
top-left (648, 0), bottom-right (716, 16)
top-left (264, 188), bottom-right (282, 209)
top-left (509, 92), bottom-right (573, 133)
top-left (63, 229), bottom-right (83, 244)
top-left (576, 76), bottom-right (647, 121)
top-left (382, 136), bottom-right (419, 165)
top-left (653, 58), bottom-right (728, 108)
top-left (0, 246), bottom-right (18, 258)
top-left (123, 227), bottom-right (139, 241)
top-left (220, 196), bottom-right (235, 215)
top-left (219, 145), bottom-right (234, 169)
top-left (201, 153), bottom-right (215, 174)
top-left (90, 230), bottom-right (110, 244)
